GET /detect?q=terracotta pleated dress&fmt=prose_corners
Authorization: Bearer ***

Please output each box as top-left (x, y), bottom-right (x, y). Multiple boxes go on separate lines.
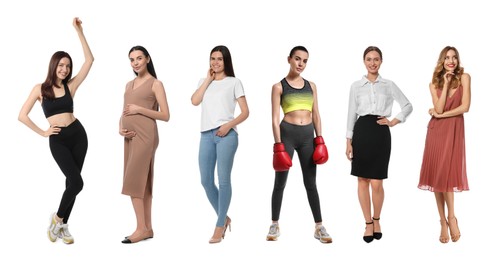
top-left (121, 78), bottom-right (159, 198)
top-left (418, 86), bottom-right (469, 192)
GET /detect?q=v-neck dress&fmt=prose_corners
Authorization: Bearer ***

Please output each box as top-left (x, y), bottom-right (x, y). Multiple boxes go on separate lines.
top-left (121, 77), bottom-right (159, 198)
top-left (418, 86), bottom-right (469, 192)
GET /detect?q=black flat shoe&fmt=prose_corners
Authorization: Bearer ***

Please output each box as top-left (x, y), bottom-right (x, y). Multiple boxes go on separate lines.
top-left (121, 230), bottom-right (152, 244)
top-left (121, 238), bottom-right (133, 244)
top-left (363, 221), bottom-right (374, 243)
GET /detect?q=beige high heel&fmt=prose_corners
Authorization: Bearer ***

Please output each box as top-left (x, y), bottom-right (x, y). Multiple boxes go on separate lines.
top-left (439, 219), bottom-right (449, 243)
top-left (209, 226), bottom-right (225, 244)
top-left (447, 217), bottom-right (461, 242)
top-left (223, 217), bottom-right (232, 238)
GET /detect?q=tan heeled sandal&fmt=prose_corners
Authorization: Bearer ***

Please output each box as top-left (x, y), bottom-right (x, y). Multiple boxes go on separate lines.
top-left (439, 219), bottom-right (449, 243)
top-left (447, 217), bottom-right (461, 242)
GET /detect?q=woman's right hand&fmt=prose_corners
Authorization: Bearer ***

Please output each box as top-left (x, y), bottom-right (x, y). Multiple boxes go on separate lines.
top-left (44, 125), bottom-right (61, 137)
top-left (207, 68), bottom-right (215, 81)
top-left (443, 70), bottom-right (454, 87)
top-left (345, 139), bottom-right (353, 161)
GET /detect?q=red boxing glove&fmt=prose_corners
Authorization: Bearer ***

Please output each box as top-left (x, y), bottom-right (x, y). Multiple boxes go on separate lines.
top-left (313, 136), bottom-right (328, 164)
top-left (273, 143), bottom-right (292, 172)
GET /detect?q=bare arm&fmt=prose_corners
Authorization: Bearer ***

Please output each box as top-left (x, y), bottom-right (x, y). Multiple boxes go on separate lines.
top-left (68, 17), bottom-right (94, 96)
top-left (191, 69), bottom-right (214, 106)
top-left (216, 96), bottom-right (249, 137)
top-left (271, 83), bottom-right (282, 143)
top-left (432, 71), bottom-right (456, 114)
top-left (124, 80), bottom-right (170, 122)
top-left (432, 73), bottom-right (471, 118)
top-left (18, 84), bottom-right (60, 137)
top-left (122, 80), bottom-right (170, 123)
top-left (310, 82), bottom-right (322, 137)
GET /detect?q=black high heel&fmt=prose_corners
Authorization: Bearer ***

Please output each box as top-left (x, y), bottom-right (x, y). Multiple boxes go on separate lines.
top-left (373, 217), bottom-right (382, 240)
top-left (363, 221), bottom-right (374, 243)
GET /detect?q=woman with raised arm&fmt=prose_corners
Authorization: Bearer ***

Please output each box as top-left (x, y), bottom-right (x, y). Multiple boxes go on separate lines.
top-left (18, 17), bottom-right (94, 244)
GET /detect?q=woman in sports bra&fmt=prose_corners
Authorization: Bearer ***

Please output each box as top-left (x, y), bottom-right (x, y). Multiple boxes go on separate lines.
top-left (18, 17), bottom-right (94, 244)
top-left (267, 46), bottom-right (332, 244)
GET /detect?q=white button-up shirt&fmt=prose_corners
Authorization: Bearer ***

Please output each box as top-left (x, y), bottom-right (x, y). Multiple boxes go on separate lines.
top-left (346, 75), bottom-right (413, 139)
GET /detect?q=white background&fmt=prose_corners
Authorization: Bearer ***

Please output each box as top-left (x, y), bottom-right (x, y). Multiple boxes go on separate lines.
top-left (1, 0), bottom-right (487, 259)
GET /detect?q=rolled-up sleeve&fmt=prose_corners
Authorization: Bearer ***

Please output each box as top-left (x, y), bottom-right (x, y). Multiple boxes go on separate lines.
top-left (391, 83), bottom-right (413, 122)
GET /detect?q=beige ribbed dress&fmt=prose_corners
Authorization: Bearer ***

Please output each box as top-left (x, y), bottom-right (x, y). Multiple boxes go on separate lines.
top-left (121, 77), bottom-right (159, 198)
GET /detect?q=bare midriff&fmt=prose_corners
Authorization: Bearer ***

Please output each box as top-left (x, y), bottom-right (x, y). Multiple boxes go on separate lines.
top-left (283, 110), bottom-right (312, 125)
top-left (47, 113), bottom-right (76, 127)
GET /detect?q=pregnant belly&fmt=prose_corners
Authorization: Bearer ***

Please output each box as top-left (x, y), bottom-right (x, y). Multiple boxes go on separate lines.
top-left (121, 115), bottom-right (150, 131)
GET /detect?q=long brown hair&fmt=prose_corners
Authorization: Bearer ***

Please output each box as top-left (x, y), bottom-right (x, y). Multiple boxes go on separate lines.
top-left (128, 46), bottom-right (157, 79)
top-left (432, 46), bottom-right (464, 89)
top-left (41, 51), bottom-right (73, 99)
top-left (210, 45), bottom-right (235, 77)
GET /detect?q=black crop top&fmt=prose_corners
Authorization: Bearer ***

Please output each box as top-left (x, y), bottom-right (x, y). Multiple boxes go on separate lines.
top-left (41, 83), bottom-right (74, 118)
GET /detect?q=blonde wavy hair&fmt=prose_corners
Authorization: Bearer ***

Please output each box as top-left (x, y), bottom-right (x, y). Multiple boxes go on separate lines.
top-left (432, 46), bottom-right (464, 89)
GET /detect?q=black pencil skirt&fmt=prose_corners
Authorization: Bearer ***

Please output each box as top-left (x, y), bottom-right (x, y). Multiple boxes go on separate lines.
top-left (351, 115), bottom-right (391, 179)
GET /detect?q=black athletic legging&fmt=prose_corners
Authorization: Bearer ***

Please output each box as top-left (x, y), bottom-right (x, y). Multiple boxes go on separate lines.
top-left (271, 120), bottom-right (322, 223)
top-left (49, 119), bottom-right (87, 224)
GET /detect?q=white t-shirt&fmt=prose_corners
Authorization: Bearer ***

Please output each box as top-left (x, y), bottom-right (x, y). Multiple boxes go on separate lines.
top-left (198, 76), bottom-right (245, 132)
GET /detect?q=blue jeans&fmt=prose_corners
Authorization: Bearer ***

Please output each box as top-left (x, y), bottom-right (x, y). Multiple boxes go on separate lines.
top-left (199, 128), bottom-right (238, 227)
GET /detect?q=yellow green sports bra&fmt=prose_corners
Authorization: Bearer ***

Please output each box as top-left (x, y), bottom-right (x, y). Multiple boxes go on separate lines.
top-left (280, 78), bottom-right (313, 114)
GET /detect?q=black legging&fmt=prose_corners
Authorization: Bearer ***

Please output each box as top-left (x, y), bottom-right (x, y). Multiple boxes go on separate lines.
top-left (49, 119), bottom-right (87, 224)
top-left (271, 120), bottom-right (322, 223)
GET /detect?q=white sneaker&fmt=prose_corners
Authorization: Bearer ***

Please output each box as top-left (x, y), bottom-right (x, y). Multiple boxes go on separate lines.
top-left (59, 224), bottom-right (74, 244)
top-left (314, 225), bottom-right (332, 243)
top-left (47, 213), bottom-right (62, 242)
top-left (266, 223), bottom-right (280, 241)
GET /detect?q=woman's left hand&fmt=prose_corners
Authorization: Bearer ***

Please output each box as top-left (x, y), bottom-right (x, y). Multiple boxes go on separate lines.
top-left (73, 17), bottom-right (83, 31)
top-left (376, 116), bottom-right (392, 126)
top-left (123, 104), bottom-right (141, 116)
top-left (216, 124), bottom-right (231, 137)
top-left (429, 108), bottom-right (442, 118)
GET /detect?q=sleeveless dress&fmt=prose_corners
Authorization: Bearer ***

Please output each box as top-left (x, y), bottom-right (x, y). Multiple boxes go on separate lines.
top-left (418, 86), bottom-right (469, 192)
top-left (121, 77), bottom-right (159, 198)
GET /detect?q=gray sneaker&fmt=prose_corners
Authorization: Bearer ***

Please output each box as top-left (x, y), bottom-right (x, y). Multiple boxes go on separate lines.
top-left (47, 213), bottom-right (62, 242)
top-left (314, 225), bottom-right (332, 243)
top-left (266, 223), bottom-right (280, 241)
